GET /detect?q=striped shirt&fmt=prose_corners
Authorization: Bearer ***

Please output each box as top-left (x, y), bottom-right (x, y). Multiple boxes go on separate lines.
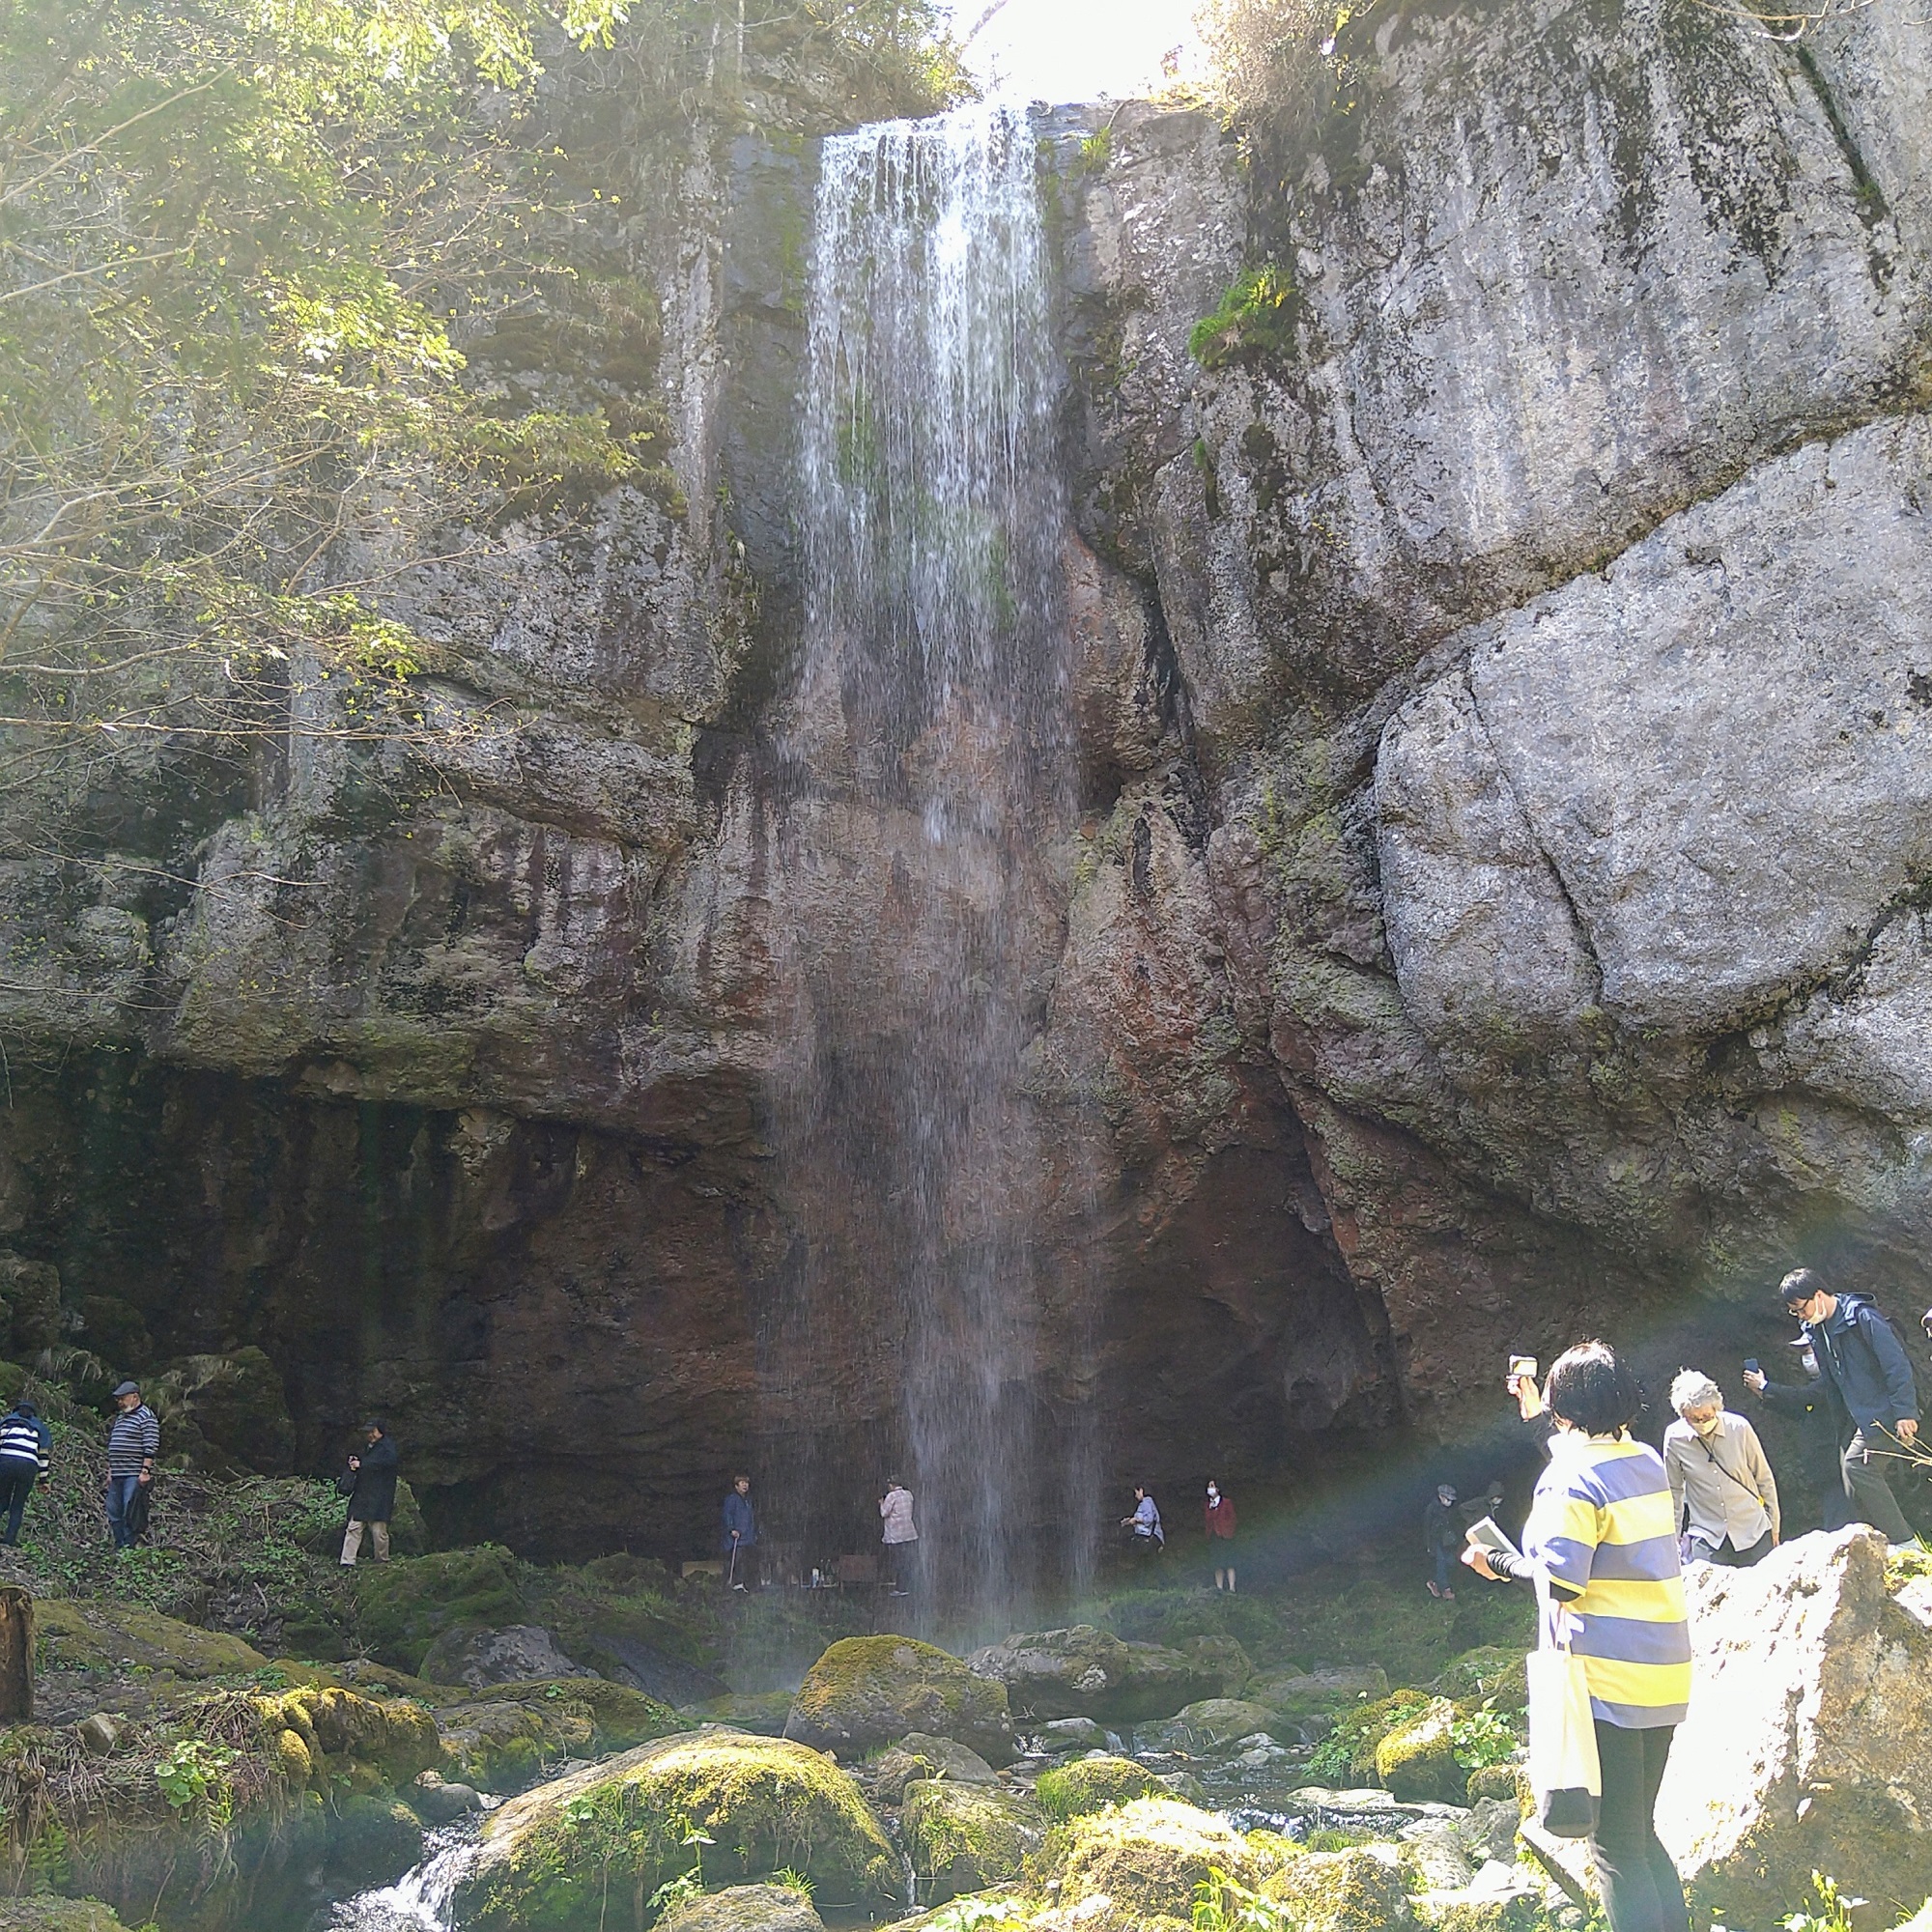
top-left (106, 1404), bottom-right (159, 1477)
top-left (1522, 1432), bottom-right (1691, 1728)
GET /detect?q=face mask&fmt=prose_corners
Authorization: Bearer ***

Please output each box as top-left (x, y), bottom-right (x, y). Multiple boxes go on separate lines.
top-left (1207, 1488), bottom-right (1218, 1500)
top-left (1692, 1412), bottom-right (1721, 1437)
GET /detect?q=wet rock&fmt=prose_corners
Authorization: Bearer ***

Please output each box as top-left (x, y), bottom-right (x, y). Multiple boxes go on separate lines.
top-left (1374, 1697), bottom-right (1464, 1805)
top-left (864, 1731), bottom-right (999, 1803)
top-left (1135, 1697), bottom-right (1295, 1752)
top-left (1658, 1526), bottom-right (1932, 1927)
top-left (1036, 1716), bottom-right (1112, 1752)
top-left (1256, 1665), bottom-right (1388, 1718)
top-left (901, 1777), bottom-right (1047, 1900)
top-left (417, 1623), bottom-right (594, 1689)
top-left (1035, 1752), bottom-right (1165, 1819)
top-left (1401, 1817), bottom-right (1477, 1889)
top-left (412, 1770), bottom-right (485, 1822)
top-left (1460, 1797), bottom-right (1522, 1865)
top-left (656, 1885), bottom-right (825, 1932)
top-left (456, 1731), bottom-right (898, 1927)
top-left (968, 1626), bottom-right (1218, 1722)
top-left (1044, 1793), bottom-right (1280, 1930)
top-left (785, 1636), bottom-right (1014, 1765)
top-left (1184, 1634), bottom-right (1254, 1696)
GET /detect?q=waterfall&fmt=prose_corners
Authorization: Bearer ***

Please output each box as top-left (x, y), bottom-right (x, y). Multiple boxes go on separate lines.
top-left (765, 101), bottom-right (1085, 1615)
top-left (327, 1828), bottom-right (483, 1930)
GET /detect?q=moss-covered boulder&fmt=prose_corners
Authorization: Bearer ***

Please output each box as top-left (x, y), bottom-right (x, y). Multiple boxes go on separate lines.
top-left (866, 1731), bottom-right (998, 1803)
top-left (1258, 1665), bottom-right (1389, 1718)
top-left (1045, 1795), bottom-right (1279, 1930)
top-left (1262, 1846), bottom-right (1410, 1932)
top-left (1136, 1697), bottom-right (1293, 1752)
top-left (1431, 1647), bottom-right (1526, 1707)
top-left (656, 1884), bottom-right (824, 1931)
top-left (968, 1627), bottom-right (1218, 1722)
top-left (785, 1636), bottom-right (1013, 1765)
top-left (433, 1693), bottom-right (595, 1792)
top-left (256, 1684), bottom-right (440, 1784)
top-left (1374, 1697), bottom-right (1464, 1804)
top-left (455, 1730), bottom-right (898, 1929)
top-left (349, 1546), bottom-right (527, 1673)
top-left (0, 1901), bottom-right (129, 1932)
top-left (327, 1793), bottom-right (426, 1886)
top-left (1034, 1753), bottom-right (1163, 1819)
top-left (1412, 1893), bottom-right (1545, 1932)
top-left (902, 1779), bottom-right (1047, 1900)
top-left (35, 1600), bottom-right (269, 1678)
top-left (1185, 1634), bottom-right (1254, 1695)
top-left (1464, 1763), bottom-right (1523, 1806)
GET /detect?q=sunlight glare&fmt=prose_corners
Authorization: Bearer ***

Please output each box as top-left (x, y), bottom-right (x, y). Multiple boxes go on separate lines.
top-left (949, 0), bottom-right (1206, 104)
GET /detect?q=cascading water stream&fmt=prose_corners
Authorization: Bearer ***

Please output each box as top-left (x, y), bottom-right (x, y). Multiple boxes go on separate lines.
top-left (765, 101), bottom-right (1089, 1616)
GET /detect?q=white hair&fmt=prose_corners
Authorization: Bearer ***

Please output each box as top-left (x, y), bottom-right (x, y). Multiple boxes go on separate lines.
top-left (1671, 1370), bottom-right (1724, 1415)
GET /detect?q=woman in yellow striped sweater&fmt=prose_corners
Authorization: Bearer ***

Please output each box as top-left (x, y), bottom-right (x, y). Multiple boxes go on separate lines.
top-left (1463, 1341), bottom-right (1691, 1932)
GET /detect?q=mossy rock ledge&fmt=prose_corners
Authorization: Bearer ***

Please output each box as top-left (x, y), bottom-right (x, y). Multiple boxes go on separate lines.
top-left (1043, 1794), bottom-right (1280, 1931)
top-left (783, 1635), bottom-right (1014, 1764)
top-left (1263, 1845), bottom-right (1412, 1932)
top-left (1034, 1752), bottom-right (1163, 1819)
top-left (452, 1730), bottom-right (898, 1931)
top-left (901, 1777), bottom-right (1046, 1901)
top-left (656, 1884), bottom-right (825, 1931)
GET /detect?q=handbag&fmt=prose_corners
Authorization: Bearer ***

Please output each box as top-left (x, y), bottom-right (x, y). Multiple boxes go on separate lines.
top-left (1526, 1573), bottom-right (1601, 1838)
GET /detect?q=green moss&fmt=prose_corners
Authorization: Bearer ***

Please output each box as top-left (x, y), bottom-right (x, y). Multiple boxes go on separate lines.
top-left (1431, 1647), bottom-right (1526, 1706)
top-left (348, 1546), bottom-right (527, 1673)
top-left (0, 1898), bottom-right (131, 1931)
top-left (1045, 1796), bottom-right (1281, 1931)
top-left (460, 1731), bottom-right (897, 1930)
top-left (35, 1599), bottom-right (270, 1679)
top-left (784, 1636), bottom-right (1012, 1763)
top-left (901, 1779), bottom-right (1046, 1899)
top-left (1034, 1755), bottom-right (1163, 1821)
top-left (1373, 1697), bottom-right (1464, 1804)
top-left (1306, 1690), bottom-right (1430, 1786)
top-left (255, 1686), bottom-right (439, 1784)
top-left (1262, 1846), bottom-right (1411, 1932)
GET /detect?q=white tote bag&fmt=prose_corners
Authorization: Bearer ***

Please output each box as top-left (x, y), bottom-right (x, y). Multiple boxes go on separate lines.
top-left (1526, 1577), bottom-right (1601, 1838)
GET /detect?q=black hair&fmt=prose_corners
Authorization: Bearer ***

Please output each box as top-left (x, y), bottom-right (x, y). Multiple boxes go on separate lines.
top-left (1778, 1266), bottom-right (1827, 1311)
top-left (1544, 1340), bottom-right (1642, 1435)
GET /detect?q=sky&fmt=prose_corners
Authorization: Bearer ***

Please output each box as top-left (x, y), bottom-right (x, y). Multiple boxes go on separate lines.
top-left (946, 0), bottom-right (1207, 104)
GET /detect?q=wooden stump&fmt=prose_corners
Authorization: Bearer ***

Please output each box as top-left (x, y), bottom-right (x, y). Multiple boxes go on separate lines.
top-left (0, 1585), bottom-right (33, 1721)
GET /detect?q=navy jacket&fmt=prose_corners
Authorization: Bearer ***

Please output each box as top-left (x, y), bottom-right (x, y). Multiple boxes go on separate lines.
top-left (721, 1489), bottom-right (756, 1549)
top-left (1803, 1294), bottom-right (1919, 1435)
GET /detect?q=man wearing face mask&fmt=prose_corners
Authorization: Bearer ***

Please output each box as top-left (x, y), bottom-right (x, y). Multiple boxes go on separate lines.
top-left (1662, 1370), bottom-right (1779, 1566)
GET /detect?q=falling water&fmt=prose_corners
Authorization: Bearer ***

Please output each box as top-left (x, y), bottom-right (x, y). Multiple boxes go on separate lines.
top-left (766, 102), bottom-right (1084, 1614)
top-left (327, 1827), bottom-right (483, 1931)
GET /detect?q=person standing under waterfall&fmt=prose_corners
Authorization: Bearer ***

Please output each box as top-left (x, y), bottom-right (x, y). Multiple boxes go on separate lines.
top-left (1205, 1480), bottom-right (1238, 1590)
top-left (721, 1474), bottom-right (757, 1591)
top-left (1463, 1341), bottom-right (1691, 1932)
top-left (881, 1476), bottom-right (918, 1597)
top-left (1662, 1370), bottom-right (1778, 1566)
top-left (1121, 1484), bottom-right (1163, 1561)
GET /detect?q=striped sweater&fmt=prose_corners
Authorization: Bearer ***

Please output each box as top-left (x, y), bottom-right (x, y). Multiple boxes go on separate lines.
top-left (106, 1404), bottom-right (159, 1478)
top-left (1520, 1431), bottom-right (1691, 1728)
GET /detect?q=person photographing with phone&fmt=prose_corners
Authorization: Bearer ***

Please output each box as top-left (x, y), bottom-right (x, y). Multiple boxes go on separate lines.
top-left (1464, 1342), bottom-right (1690, 1932)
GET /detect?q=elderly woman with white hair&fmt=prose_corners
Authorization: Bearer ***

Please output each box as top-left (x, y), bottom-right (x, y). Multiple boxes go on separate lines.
top-left (1662, 1369), bottom-right (1780, 1567)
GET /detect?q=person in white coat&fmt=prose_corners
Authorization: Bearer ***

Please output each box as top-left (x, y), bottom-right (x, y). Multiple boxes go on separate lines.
top-left (1663, 1370), bottom-right (1779, 1566)
top-left (880, 1476), bottom-right (919, 1596)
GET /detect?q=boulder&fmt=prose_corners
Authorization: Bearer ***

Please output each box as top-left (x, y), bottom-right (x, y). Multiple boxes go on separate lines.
top-left (1135, 1697), bottom-right (1295, 1752)
top-left (967, 1626), bottom-right (1218, 1721)
top-left (1037, 1716), bottom-right (1111, 1752)
top-left (901, 1778), bottom-right (1047, 1899)
top-left (432, 1694), bottom-right (595, 1792)
top-left (35, 1600), bottom-right (268, 1679)
top-left (865, 1731), bottom-right (998, 1803)
top-left (1035, 1752), bottom-right (1164, 1819)
top-left (1258, 1665), bottom-right (1389, 1718)
top-left (0, 1901), bottom-right (129, 1932)
top-left (786, 1636), bottom-right (1013, 1764)
top-left (417, 1623), bottom-right (593, 1688)
top-left (412, 1770), bottom-right (485, 1822)
top-left (455, 1730), bottom-right (898, 1928)
top-left (656, 1885), bottom-right (824, 1932)
top-left (1184, 1634), bottom-right (1254, 1695)
top-left (1375, 1697), bottom-right (1465, 1804)
top-left (1046, 1794), bottom-right (1280, 1930)
top-left (1262, 1845), bottom-right (1410, 1932)
top-left (1658, 1526), bottom-right (1932, 1929)
top-left (687, 1690), bottom-right (794, 1736)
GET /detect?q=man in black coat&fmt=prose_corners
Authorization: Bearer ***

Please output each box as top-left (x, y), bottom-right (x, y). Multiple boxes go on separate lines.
top-left (1777, 1268), bottom-right (1919, 1542)
top-left (340, 1420), bottom-right (400, 1566)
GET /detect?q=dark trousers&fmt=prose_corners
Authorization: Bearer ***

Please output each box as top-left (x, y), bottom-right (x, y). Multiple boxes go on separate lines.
top-left (0, 1464), bottom-right (36, 1544)
top-left (884, 1540), bottom-right (919, 1594)
top-left (1842, 1430), bottom-right (1913, 1542)
top-left (1591, 1720), bottom-right (1690, 1932)
top-left (1686, 1528), bottom-right (1772, 1567)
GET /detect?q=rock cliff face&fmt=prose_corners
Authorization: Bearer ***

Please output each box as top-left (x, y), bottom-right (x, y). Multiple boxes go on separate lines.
top-left (4, 0), bottom-right (1931, 1556)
